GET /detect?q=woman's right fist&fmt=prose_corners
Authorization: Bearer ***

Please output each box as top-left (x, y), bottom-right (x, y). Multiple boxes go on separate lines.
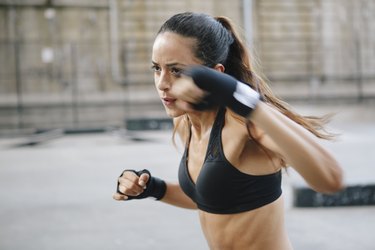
top-left (113, 170), bottom-right (150, 201)
top-left (113, 169), bottom-right (167, 201)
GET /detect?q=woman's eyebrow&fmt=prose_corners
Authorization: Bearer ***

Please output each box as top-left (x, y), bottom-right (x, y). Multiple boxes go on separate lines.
top-left (166, 62), bottom-right (186, 67)
top-left (151, 61), bottom-right (187, 67)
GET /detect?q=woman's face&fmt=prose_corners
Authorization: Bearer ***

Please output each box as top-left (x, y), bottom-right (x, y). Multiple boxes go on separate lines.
top-left (151, 32), bottom-right (202, 117)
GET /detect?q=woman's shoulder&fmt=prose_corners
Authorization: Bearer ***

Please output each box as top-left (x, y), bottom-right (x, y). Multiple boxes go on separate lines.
top-left (224, 109), bottom-right (263, 140)
top-left (224, 108), bottom-right (281, 157)
top-left (223, 109), bottom-right (285, 173)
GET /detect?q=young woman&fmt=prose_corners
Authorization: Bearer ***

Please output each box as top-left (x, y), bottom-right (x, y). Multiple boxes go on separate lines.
top-left (113, 12), bottom-right (344, 249)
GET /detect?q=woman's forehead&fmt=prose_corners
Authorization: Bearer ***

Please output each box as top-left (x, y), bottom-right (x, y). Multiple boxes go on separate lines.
top-left (152, 32), bottom-right (198, 63)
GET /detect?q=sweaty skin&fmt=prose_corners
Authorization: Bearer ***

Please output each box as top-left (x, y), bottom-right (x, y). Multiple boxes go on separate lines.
top-left (114, 31), bottom-right (343, 249)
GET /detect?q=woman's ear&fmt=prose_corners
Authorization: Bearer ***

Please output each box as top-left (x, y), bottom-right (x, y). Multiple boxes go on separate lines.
top-left (214, 63), bottom-right (225, 73)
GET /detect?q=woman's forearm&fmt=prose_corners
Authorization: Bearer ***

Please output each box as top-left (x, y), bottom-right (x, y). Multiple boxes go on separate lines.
top-left (161, 182), bottom-right (198, 209)
top-left (250, 102), bottom-right (344, 193)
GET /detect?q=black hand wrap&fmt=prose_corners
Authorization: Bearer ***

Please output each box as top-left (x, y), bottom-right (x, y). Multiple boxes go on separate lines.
top-left (117, 169), bottom-right (167, 200)
top-left (184, 66), bottom-right (261, 117)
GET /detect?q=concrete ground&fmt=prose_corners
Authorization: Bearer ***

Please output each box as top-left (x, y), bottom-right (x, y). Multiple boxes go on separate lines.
top-left (1, 103), bottom-right (375, 250)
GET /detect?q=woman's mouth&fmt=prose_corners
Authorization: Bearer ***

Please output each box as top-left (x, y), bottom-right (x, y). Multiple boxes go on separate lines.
top-left (162, 97), bottom-right (177, 106)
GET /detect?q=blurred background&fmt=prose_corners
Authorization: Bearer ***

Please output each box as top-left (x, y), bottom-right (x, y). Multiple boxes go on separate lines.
top-left (1, 0), bottom-right (374, 134)
top-left (0, 0), bottom-right (375, 249)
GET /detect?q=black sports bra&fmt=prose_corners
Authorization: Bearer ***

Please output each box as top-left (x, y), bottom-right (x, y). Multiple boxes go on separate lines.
top-left (178, 108), bottom-right (282, 214)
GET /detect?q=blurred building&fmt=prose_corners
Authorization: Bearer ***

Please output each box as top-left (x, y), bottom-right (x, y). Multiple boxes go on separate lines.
top-left (0, 0), bottom-right (374, 134)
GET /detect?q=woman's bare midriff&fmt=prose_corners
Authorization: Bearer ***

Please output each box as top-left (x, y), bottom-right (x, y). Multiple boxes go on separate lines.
top-left (198, 196), bottom-right (293, 250)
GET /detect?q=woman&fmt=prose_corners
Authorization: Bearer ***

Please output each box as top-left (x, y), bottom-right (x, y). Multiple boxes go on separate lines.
top-left (113, 12), bottom-right (344, 249)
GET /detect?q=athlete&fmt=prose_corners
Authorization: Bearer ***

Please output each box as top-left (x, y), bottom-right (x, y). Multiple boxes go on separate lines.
top-left (113, 12), bottom-right (344, 249)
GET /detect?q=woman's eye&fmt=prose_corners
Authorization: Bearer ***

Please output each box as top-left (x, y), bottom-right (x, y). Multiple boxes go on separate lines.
top-left (151, 65), bottom-right (161, 73)
top-left (171, 67), bottom-right (182, 76)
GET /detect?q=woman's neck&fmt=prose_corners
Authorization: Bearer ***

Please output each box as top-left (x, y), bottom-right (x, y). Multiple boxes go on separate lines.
top-left (187, 108), bottom-right (219, 141)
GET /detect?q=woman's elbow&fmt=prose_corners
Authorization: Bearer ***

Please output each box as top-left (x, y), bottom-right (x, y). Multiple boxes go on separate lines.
top-left (324, 176), bottom-right (344, 194)
top-left (315, 163), bottom-right (345, 194)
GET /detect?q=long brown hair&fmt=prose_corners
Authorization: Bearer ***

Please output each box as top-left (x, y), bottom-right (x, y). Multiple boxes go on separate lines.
top-left (157, 12), bottom-right (334, 147)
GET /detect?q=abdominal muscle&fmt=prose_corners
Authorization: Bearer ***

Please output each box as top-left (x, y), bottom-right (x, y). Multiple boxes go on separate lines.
top-left (198, 196), bottom-right (293, 250)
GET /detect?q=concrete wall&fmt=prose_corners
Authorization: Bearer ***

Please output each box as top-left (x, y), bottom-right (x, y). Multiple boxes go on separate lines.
top-left (254, 0), bottom-right (375, 99)
top-left (0, 0), bottom-right (245, 132)
top-left (0, 0), bottom-right (374, 133)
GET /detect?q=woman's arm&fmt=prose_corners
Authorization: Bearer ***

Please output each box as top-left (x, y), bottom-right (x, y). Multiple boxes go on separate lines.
top-left (250, 102), bottom-right (344, 193)
top-left (114, 170), bottom-right (197, 209)
top-left (161, 182), bottom-right (197, 209)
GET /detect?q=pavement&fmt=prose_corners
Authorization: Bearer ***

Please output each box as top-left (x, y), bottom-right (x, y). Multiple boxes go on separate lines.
top-left (0, 103), bottom-right (375, 250)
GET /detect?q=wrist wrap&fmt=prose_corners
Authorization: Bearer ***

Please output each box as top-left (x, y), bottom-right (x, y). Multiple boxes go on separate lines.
top-left (184, 66), bottom-right (261, 117)
top-left (117, 169), bottom-right (166, 200)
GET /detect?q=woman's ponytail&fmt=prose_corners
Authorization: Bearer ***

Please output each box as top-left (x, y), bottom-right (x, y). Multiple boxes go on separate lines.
top-left (215, 16), bottom-right (261, 92)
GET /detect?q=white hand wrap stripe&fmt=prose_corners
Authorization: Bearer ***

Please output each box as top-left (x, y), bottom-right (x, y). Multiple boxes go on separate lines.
top-left (233, 81), bottom-right (260, 111)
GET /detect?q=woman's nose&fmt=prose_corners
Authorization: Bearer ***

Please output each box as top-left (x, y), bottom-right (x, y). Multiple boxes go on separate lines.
top-left (156, 72), bottom-right (171, 91)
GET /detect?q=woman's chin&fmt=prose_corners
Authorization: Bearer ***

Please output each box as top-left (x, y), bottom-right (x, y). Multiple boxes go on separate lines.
top-left (164, 107), bottom-right (185, 118)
